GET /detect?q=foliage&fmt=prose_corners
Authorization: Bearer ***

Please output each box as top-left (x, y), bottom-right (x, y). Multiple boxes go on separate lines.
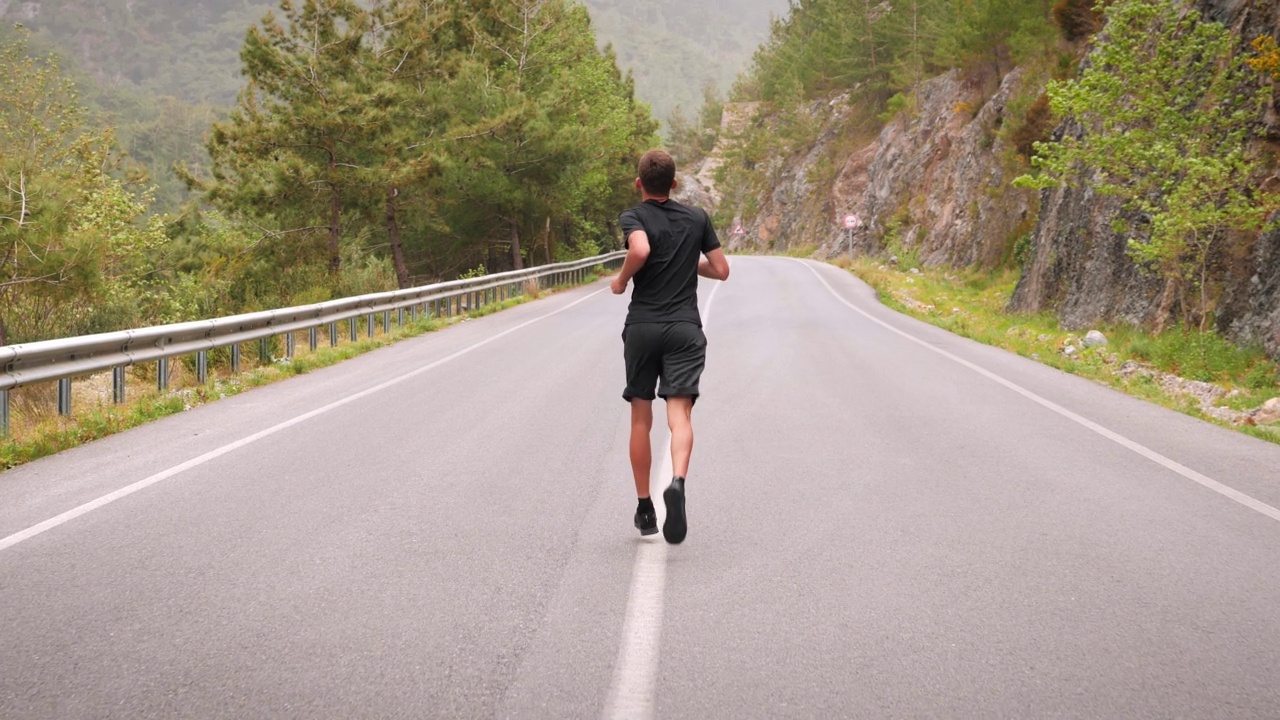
top-left (198, 0), bottom-right (655, 297)
top-left (1051, 0), bottom-right (1104, 42)
top-left (736, 0), bottom-right (1058, 106)
top-left (1017, 0), bottom-right (1277, 330)
top-left (1246, 35), bottom-right (1280, 81)
top-left (1009, 93), bottom-right (1052, 158)
top-left (0, 27), bottom-right (175, 345)
top-left (666, 84), bottom-right (724, 166)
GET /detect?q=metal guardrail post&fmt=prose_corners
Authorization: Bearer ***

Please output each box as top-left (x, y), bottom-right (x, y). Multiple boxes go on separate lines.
top-left (328, 322), bottom-right (338, 348)
top-left (58, 378), bottom-right (72, 416)
top-left (0, 389), bottom-right (8, 438)
top-left (158, 358), bottom-right (170, 391)
top-left (231, 344), bottom-right (241, 374)
top-left (260, 337), bottom-right (270, 363)
top-left (397, 308), bottom-right (405, 326)
top-left (382, 311), bottom-right (390, 334)
top-left (113, 367), bottom-right (126, 404)
top-left (308, 327), bottom-right (318, 352)
top-left (197, 351), bottom-right (209, 384)
top-left (349, 317), bottom-right (357, 343)
top-left (367, 314), bottom-right (375, 338)
top-left (410, 305), bottom-right (418, 323)
top-left (286, 333), bottom-right (296, 359)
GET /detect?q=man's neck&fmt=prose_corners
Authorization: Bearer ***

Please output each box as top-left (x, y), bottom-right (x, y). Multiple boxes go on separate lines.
top-left (641, 193), bottom-right (670, 203)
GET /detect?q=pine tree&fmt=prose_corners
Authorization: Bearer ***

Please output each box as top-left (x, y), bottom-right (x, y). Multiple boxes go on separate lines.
top-left (204, 0), bottom-right (374, 281)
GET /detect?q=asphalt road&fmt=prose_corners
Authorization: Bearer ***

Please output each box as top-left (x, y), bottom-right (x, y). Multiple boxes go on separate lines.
top-left (2, 257), bottom-right (1279, 719)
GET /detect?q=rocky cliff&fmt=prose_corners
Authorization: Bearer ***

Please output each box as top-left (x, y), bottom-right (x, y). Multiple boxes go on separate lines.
top-left (719, 64), bottom-right (1039, 267)
top-left (1011, 0), bottom-right (1280, 359)
top-left (715, 0), bottom-right (1280, 361)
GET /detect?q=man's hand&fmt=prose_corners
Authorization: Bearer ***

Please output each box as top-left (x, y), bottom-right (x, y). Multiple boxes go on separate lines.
top-left (611, 276), bottom-right (628, 295)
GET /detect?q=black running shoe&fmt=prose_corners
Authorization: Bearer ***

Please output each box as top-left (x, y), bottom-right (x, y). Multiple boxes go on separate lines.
top-left (634, 507), bottom-right (658, 536)
top-left (662, 477), bottom-right (687, 544)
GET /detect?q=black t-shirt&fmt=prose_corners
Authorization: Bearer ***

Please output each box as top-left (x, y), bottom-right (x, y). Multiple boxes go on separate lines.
top-left (619, 199), bottom-right (721, 327)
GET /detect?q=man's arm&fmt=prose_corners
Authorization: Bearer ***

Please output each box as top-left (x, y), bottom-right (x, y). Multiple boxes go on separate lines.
top-left (611, 230), bottom-right (651, 294)
top-left (698, 248), bottom-right (730, 281)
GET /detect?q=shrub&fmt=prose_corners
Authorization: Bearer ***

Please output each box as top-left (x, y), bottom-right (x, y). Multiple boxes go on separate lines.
top-left (1052, 0), bottom-right (1104, 42)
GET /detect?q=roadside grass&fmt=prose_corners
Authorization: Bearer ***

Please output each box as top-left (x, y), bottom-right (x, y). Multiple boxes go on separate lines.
top-left (0, 270), bottom-right (605, 471)
top-left (838, 256), bottom-right (1280, 444)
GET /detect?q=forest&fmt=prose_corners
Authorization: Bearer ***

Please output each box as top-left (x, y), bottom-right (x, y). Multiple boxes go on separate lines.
top-left (0, 0), bottom-right (657, 347)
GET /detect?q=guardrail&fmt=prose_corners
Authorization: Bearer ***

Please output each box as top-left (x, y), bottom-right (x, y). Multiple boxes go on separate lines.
top-left (0, 251), bottom-right (625, 437)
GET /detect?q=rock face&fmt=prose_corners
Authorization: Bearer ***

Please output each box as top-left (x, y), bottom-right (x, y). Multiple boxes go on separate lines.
top-left (673, 102), bottom-right (759, 215)
top-left (836, 68), bottom-right (1039, 268)
top-left (721, 94), bottom-right (858, 253)
top-left (1012, 0), bottom-right (1280, 359)
top-left (717, 0), bottom-right (1280, 361)
top-left (727, 66), bottom-right (1038, 269)
top-left (1007, 152), bottom-right (1164, 329)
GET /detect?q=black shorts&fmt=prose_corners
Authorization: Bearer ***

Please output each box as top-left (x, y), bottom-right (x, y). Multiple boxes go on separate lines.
top-left (622, 322), bottom-right (707, 403)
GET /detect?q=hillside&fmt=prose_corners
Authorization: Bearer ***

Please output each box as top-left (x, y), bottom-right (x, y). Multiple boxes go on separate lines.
top-left (585, 0), bottom-right (786, 120)
top-left (0, 0), bottom-right (786, 122)
top-left (706, 0), bottom-right (1280, 364)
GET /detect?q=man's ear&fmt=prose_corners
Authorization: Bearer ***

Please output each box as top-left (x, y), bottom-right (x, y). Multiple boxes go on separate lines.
top-left (670, 177), bottom-right (679, 191)
top-left (635, 177), bottom-right (643, 191)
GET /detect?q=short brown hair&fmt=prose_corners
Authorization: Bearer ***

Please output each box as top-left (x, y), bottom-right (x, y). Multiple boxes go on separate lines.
top-left (638, 149), bottom-right (676, 196)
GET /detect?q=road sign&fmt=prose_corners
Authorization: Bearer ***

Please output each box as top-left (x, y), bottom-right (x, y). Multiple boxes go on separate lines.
top-left (843, 214), bottom-right (862, 230)
top-left (732, 225), bottom-right (745, 236)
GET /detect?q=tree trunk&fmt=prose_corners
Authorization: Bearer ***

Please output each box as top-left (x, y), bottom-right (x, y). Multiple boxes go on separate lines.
top-left (863, 0), bottom-right (878, 73)
top-left (327, 187), bottom-right (342, 276)
top-left (510, 221), bottom-right (524, 270)
top-left (1154, 276), bottom-right (1179, 334)
top-left (0, 312), bottom-right (7, 347)
top-left (607, 220), bottom-right (621, 251)
top-left (386, 188), bottom-right (411, 289)
top-left (544, 216), bottom-right (553, 264)
top-left (327, 149), bottom-right (342, 276)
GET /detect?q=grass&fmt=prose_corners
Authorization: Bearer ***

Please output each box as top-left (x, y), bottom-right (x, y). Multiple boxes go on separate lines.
top-left (0, 270), bottom-right (606, 470)
top-left (838, 255), bottom-right (1280, 443)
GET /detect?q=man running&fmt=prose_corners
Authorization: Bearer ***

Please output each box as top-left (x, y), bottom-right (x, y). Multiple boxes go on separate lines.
top-left (611, 149), bottom-right (730, 544)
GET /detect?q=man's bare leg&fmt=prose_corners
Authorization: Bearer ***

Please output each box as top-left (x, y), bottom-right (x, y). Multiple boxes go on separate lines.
top-left (662, 396), bottom-right (694, 544)
top-left (666, 396), bottom-right (694, 479)
top-left (629, 399), bottom-right (654, 499)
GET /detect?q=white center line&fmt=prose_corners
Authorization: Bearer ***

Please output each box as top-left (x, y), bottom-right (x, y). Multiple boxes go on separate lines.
top-left (604, 442), bottom-right (671, 720)
top-left (799, 259), bottom-right (1280, 524)
top-left (604, 280), bottom-right (723, 720)
top-left (0, 288), bottom-right (610, 554)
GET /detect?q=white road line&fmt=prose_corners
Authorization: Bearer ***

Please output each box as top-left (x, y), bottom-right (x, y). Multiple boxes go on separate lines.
top-left (0, 287), bottom-right (611, 554)
top-left (605, 443), bottom-right (671, 720)
top-left (604, 280), bottom-right (723, 720)
top-left (800, 259), bottom-right (1280, 524)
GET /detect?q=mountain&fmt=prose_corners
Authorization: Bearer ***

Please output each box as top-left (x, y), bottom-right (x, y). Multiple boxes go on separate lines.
top-left (582, 0), bottom-right (788, 120)
top-left (0, 0), bottom-right (786, 122)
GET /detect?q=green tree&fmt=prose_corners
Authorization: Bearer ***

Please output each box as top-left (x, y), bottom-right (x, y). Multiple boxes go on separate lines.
top-left (438, 0), bottom-right (655, 271)
top-left (203, 0), bottom-right (374, 282)
top-left (1018, 0), bottom-right (1275, 329)
top-left (0, 27), bottom-right (165, 345)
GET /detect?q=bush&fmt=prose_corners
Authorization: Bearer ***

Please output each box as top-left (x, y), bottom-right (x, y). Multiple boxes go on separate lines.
top-left (1011, 94), bottom-right (1053, 159)
top-left (1052, 0), bottom-right (1104, 42)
